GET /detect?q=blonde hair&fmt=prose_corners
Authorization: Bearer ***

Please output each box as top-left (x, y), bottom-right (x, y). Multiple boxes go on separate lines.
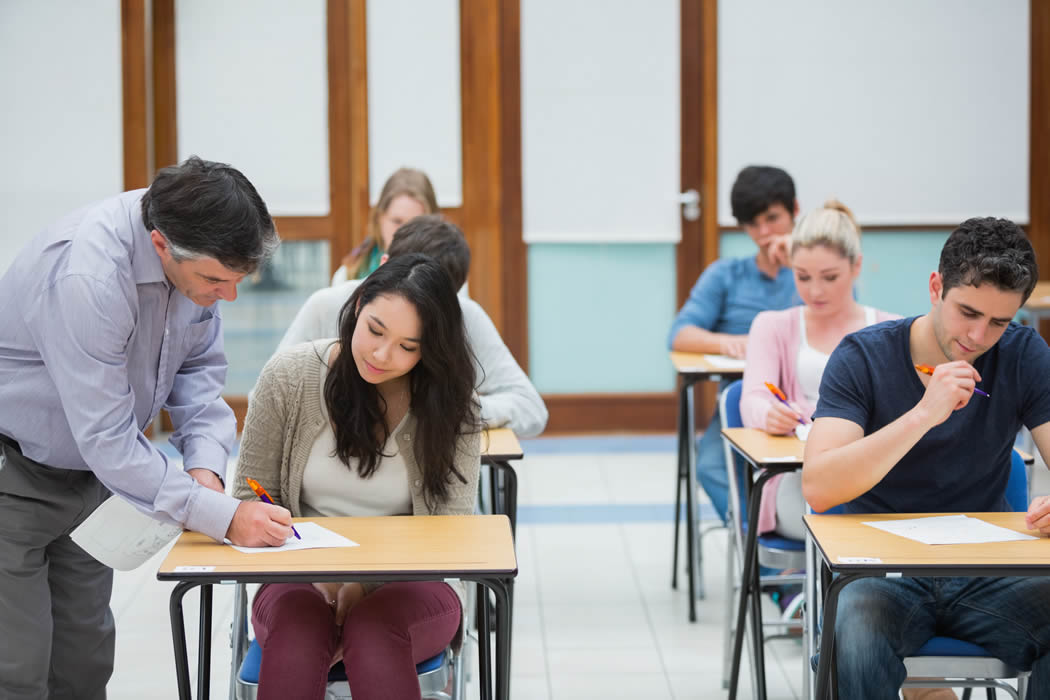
top-left (345, 167), bottom-right (438, 278)
top-left (790, 199), bottom-right (862, 263)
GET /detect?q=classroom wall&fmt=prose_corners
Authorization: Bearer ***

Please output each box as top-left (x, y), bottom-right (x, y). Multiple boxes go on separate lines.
top-left (526, 231), bottom-right (950, 394)
top-left (0, 1), bottom-right (123, 274)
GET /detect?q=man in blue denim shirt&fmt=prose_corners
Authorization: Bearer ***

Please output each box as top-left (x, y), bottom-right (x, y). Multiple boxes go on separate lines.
top-left (669, 165), bottom-right (800, 523)
top-left (804, 218), bottom-right (1050, 699)
top-left (0, 157), bottom-right (295, 699)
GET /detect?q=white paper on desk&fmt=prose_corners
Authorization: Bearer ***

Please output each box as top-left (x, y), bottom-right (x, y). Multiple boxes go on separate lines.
top-left (227, 521), bottom-right (360, 553)
top-left (862, 514), bottom-right (1038, 545)
top-left (700, 354), bottom-right (747, 370)
top-left (795, 423), bottom-right (813, 441)
top-left (71, 495), bottom-right (183, 571)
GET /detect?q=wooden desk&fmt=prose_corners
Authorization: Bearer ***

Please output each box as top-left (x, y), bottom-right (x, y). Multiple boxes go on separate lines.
top-left (1023, 281), bottom-right (1050, 324)
top-left (805, 512), bottom-right (1050, 700)
top-left (481, 428), bottom-right (523, 535)
top-left (158, 515), bottom-right (517, 700)
top-left (669, 352), bottom-right (747, 622)
top-left (721, 427), bottom-right (804, 700)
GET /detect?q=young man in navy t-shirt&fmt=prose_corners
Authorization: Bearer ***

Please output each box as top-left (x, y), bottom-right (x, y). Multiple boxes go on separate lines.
top-left (803, 217), bottom-right (1050, 699)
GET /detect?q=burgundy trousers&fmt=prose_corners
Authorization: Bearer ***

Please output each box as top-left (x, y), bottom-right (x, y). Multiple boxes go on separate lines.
top-left (252, 581), bottom-right (461, 700)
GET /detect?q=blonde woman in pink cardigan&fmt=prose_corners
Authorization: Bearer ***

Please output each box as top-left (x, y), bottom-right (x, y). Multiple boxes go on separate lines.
top-left (740, 200), bottom-right (899, 540)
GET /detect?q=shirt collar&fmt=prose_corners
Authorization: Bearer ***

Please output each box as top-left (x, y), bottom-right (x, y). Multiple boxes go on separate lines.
top-left (128, 190), bottom-right (170, 287)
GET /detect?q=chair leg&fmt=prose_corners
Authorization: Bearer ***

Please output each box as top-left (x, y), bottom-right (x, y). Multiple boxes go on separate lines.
top-left (961, 689), bottom-right (972, 700)
top-left (721, 524), bottom-right (737, 688)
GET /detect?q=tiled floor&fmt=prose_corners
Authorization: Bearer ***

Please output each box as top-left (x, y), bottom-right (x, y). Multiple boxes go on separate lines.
top-left (108, 433), bottom-right (1049, 699)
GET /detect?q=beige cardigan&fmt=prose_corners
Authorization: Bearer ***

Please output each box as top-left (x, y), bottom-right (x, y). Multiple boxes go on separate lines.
top-left (233, 340), bottom-right (481, 636)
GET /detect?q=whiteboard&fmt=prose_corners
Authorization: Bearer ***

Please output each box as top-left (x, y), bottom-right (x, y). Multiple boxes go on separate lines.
top-left (718, 0), bottom-right (1029, 227)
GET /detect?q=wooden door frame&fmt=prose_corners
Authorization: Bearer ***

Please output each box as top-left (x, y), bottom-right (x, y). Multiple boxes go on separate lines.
top-left (542, 0), bottom-right (717, 433)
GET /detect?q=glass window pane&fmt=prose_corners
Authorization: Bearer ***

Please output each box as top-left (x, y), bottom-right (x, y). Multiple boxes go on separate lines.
top-left (221, 241), bottom-right (331, 395)
top-left (367, 0), bottom-right (462, 207)
top-left (175, 0), bottom-right (330, 216)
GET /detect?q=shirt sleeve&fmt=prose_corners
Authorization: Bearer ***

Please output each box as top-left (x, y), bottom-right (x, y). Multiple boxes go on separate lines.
top-left (740, 311), bottom-right (783, 430)
top-left (21, 272), bottom-right (238, 541)
top-left (668, 260), bottom-right (727, 347)
top-left (464, 302), bottom-right (549, 438)
top-left (165, 305), bottom-right (237, 481)
top-left (812, 336), bottom-right (872, 430)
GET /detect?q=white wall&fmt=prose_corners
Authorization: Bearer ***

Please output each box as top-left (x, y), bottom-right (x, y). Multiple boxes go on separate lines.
top-left (718, 0), bottom-right (1029, 226)
top-left (0, 1), bottom-right (123, 275)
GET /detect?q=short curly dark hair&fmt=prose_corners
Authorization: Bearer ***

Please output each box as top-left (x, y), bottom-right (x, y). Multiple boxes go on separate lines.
top-left (939, 217), bottom-right (1037, 303)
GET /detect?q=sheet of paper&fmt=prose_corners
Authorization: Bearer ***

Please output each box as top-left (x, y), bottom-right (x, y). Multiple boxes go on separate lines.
top-left (763, 455), bottom-right (802, 463)
top-left (862, 514), bottom-right (1038, 546)
top-left (227, 521), bottom-right (360, 554)
top-left (795, 423), bottom-right (813, 441)
top-left (700, 354), bottom-right (747, 370)
top-left (71, 495), bottom-right (184, 571)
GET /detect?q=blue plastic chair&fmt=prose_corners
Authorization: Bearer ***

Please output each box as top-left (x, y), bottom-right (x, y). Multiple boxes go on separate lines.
top-left (229, 582), bottom-right (462, 700)
top-left (806, 450), bottom-right (1031, 699)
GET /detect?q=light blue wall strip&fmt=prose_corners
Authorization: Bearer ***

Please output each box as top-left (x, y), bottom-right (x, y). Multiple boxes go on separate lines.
top-left (527, 243), bottom-right (677, 393)
top-left (719, 230), bottom-right (950, 318)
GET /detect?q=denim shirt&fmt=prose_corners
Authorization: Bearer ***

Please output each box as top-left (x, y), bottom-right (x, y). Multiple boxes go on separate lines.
top-left (0, 190), bottom-right (238, 541)
top-left (668, 256), bottom-right (799, 347)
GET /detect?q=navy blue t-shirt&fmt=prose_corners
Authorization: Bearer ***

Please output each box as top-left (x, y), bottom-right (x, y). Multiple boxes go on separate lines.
top-left (813, 317), bottom-right (1050, 514)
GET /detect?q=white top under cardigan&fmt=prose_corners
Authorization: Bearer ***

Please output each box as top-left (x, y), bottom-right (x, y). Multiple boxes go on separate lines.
top-left (300, 346), bottom-right (413, 518)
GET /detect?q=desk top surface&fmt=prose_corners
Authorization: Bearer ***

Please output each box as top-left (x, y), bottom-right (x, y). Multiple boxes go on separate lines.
top-left (158, 515), bottom-right (517, 580)
top-left (805, 512), bottom-right (1049, 570)
top-left (721, 427), bottom-right (804, 465)
top-left (670, 351), bottom-right (745, 377)
top-left (481, 428), bottom-right (523, 461)
top-left (1024, 281), bottom-right (1050, 311)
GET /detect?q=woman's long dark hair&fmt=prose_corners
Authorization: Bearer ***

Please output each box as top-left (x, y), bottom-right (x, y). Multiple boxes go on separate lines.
top-left (324, 253), bottom-right (481, 507)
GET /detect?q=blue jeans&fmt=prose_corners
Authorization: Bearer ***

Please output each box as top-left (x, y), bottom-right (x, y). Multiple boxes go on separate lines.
top-left (834, 576), bottom-right (1050, 699)
top-left (696, 406), bottom-right (749, 526)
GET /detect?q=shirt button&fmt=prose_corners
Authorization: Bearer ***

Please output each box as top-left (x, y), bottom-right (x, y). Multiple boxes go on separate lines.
top-left (403, 434), bottom-right (411, 441)
top-left (414, 480), bottom-right (421, 487)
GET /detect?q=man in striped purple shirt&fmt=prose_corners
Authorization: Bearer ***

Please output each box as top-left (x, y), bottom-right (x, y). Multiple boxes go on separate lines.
top-left (0, 157), bottom-right (294, 699)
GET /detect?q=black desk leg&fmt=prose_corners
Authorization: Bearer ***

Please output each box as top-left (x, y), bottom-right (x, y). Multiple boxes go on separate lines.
top-left (170, 581), bottom-right (199, 700)
top-left (198, 584), bottom-right (212, 700)
top-left (814, 572), bottom-right (865, 700)
top-left (678, 379), bottom-right (700, 622)
top-left (727, 468), bottom-right (778, 700)
top-left (476, 582), bottom-right (493, 700)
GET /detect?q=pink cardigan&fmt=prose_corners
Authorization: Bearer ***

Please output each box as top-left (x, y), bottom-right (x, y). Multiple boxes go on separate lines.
top-left (740, 305), bottom-right (899, 534)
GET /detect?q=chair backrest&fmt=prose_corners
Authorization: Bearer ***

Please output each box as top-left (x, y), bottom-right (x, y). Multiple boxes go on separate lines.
top-left (1005, 449), bottom-right (1027, 512)
top-left (720, 379), bottom-right (745, 431)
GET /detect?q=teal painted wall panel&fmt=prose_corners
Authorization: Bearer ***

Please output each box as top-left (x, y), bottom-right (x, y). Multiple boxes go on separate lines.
top-left (720, 230), bottom-right (950, 318)
top-left (527, 244), bottom-right (677, 393)
top-left (526, 231), bottom-right (950, 395)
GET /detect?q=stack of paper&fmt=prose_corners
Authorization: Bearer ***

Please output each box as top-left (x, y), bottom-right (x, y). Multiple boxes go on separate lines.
top-left (228, 521), bottom-right (360, 553)
top-left (862, 514), bottom-right (1037, 545)
top-left (701, 354), bottom-right (747, 370)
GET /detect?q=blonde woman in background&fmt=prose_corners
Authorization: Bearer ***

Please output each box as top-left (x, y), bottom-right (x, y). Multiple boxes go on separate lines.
top-left (740, 200), bottom-right (899, 536)
top-left (331, 167), bottom-right (438, 284)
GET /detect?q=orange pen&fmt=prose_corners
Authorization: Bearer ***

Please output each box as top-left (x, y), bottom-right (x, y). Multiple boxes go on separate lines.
top-left (914, 364), bottom-right (990, 397)
top-left (245, 477), bottom-right (301, 540)
top-left (764, 382), bottom-right (806, 425)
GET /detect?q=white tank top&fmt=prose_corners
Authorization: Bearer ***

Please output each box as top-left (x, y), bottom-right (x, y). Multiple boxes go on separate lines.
top-left (797, 306), bottom-right (877, 405)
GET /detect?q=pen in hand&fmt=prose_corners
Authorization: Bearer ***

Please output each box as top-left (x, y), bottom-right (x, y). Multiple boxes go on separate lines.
top-left (764, 382), bottom-right (806, 425)
top-left (914, 364), bottom-right (990, 397)
top-left (245, 477), bottom-right (301, 540)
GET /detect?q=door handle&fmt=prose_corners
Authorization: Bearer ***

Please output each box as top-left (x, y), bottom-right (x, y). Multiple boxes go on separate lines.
top-left (679, 189), bottom-right (700, 222)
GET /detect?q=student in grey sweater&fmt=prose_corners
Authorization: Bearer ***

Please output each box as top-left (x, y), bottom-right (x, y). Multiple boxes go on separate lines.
top-left (278, 215), bottom-right (548, 437)
top-left (234, 254), bottom-right (482, 699)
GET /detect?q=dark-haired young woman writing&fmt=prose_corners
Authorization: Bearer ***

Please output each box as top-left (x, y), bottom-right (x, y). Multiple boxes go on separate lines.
top-left (234, 253), bottom-right (481, 700)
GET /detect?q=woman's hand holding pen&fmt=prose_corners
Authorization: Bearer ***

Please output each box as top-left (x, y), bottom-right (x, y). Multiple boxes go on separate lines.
top-left (766, 400), bottom-right (804, 435)
top-left (225, 501), bottom-right (294, 547)
top-left (914, 360), bottom-right (981, 428)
